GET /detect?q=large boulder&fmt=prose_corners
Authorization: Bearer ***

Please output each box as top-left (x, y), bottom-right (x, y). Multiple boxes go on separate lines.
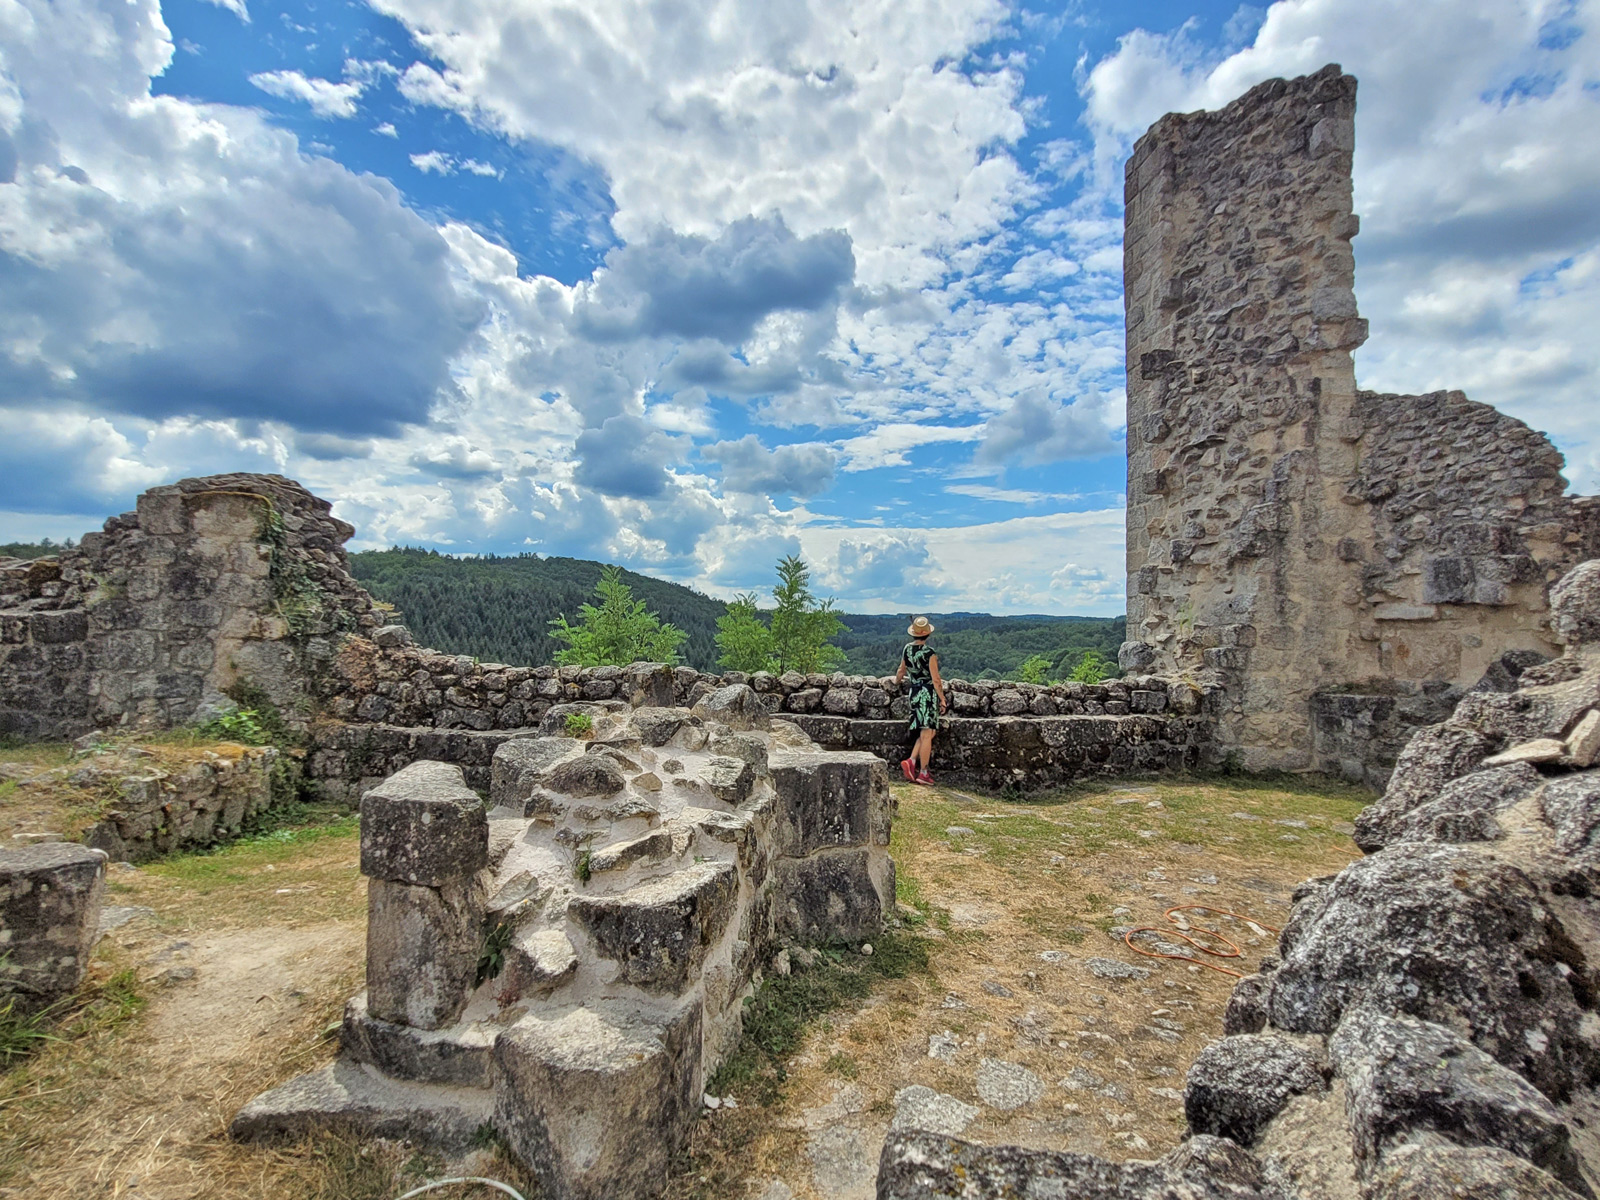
top-left (1265, 843), bottom-right (1598, 1101)
top-left (1330, 1008), bottom-right (1589, 1193)
top-left (876, 1129), bottom-right (1285, 1199)
top-left (1550, 560), bottom-right (1600, 650)
top-left (1358, 762), bottom-right (1540, 850)
top-left (1183, 1033), bottom-right (1325, 1146)
top-left (1364, 1142), bottom-right (1585, 1200)
top-left (690, 684), bottom-right (769, 731)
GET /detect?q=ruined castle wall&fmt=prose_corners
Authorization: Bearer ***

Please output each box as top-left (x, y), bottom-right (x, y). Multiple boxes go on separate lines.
top-left (0, 474), bottom-right (382, 739)
top-left (1122, 65), bottom-right (1597, 778)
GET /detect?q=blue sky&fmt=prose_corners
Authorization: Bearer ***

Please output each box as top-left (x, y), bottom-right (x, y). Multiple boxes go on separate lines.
top-left (1, 0), bottom-right (1597, 615)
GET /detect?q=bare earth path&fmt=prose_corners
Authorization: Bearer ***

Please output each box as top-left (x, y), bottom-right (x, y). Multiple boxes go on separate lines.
top-left (0, 774), bottom-right (1366, 1200)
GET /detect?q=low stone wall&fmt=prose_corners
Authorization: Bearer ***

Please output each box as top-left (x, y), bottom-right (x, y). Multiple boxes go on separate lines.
top-left (319, 637), bottom-right (1202, 732)
top-left (80, 746), bottom-right (285, 863)
top-left (777, 712), bottom-right (1213, 789)
top-left (235, 686), bottom-right (895, 1200)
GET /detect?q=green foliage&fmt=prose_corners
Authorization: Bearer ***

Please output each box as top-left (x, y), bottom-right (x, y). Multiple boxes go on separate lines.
top-left (198, 707), bottom-right (270, 746)
top-left (769, 555), bottom-right (844, 674)
top-left (563, 711), bottom-right (594, 738)
top-left (257, 504), bottom-right (345, 636)
top-left (706, 930), bottom-right (931, 1104)
top-left (1068, 650), bottom-right (1114, 684)
top-left (350, 547), bottom-right (727, 670)
top-left (1016, 654), bottom-right (1052, 684)
top-left (574, 848), bottom-right (593, 885)
top-left (0, 964), bottom-right (144, 1070)
top-left (715, 592), bottom-right (776, 674)
top-left (475, 921), bottom-right (514, 988)
top-left (548, 565), bottom-right (688, 666)
top-left (0, 537), bottom-right (74, 561)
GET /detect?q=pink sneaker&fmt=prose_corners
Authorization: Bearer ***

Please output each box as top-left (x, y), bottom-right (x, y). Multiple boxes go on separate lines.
top-left (915, 771), bottom-right (934, 786)
top-left (900, 757), bottom-right (916, 782)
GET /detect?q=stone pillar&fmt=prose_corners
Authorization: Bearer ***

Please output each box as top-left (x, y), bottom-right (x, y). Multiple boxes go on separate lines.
top-left (360, 760), bottom-right (488, 1030)
top-left (0, 843), bottom-right (106, 1014)
top-left (1122, 65), bottom-right (1369, 770)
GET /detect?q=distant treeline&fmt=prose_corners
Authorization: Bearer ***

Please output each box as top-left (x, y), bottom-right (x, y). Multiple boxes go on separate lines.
top-left (349, 548), bottom-right (728, 671)
top-left (835, 613), bottom-right (1125, 680)
top-left (349, 547), bottom-right (1123, 680)
top-left (0, 538), bottom-right (76, 560)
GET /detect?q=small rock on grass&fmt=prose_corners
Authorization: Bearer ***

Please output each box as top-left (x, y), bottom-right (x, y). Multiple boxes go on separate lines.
top-left (892, 1085), bottom-right (981, 1137)
top-left (976, 1058), bottom-right (1044, 1110)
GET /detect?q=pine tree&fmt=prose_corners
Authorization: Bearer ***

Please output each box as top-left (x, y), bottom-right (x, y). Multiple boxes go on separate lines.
top-left (715, 592), bottom-right (776, 673)
top-left (769, 554), bottom-right (844, 674)
top-left (549, 565), bottom-right (688, 666)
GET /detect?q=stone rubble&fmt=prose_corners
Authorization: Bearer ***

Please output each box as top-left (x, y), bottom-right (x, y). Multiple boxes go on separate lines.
top-left (233, 686), bottom-right (896, 1200)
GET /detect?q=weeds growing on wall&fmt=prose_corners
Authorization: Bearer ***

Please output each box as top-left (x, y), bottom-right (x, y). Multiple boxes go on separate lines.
top-left (706, 930), bottom-right (931, 1105)
top-left (256, 503), bottom-right (355, 638)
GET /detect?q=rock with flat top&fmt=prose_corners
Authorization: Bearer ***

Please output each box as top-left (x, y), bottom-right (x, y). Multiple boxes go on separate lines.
top-left (1481, 738), bottom-right (1566, 767)
top-left (360, 760), bottom-right (486, 887)
top-left (494, 999), bottom-right (701, 1200)
top-left (0, 842), bottom-right (106, 1013)
top-left (229, 1057), bottom-right (493, 1151)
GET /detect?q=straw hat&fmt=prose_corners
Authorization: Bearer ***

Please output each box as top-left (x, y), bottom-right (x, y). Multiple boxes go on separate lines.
top-left (907, 616), bottom-right (935, 637)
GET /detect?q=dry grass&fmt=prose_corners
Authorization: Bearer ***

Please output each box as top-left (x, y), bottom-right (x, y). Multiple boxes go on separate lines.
top-left (0, 769), bottom-right (1367, 1200)
top-left (667, 773), bottom-right (1368, 1198)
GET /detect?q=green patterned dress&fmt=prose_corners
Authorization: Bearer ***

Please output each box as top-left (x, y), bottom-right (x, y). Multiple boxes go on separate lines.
top-left (902, 641), bottom-right (941, 733)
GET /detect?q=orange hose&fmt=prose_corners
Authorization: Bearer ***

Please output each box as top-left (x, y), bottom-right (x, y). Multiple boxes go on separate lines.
top-left (1122, 904), bottom-right (1280, 978)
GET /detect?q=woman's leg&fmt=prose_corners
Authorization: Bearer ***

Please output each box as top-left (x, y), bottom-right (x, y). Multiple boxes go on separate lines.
top-left (917, 728), bottom-right (935, 770)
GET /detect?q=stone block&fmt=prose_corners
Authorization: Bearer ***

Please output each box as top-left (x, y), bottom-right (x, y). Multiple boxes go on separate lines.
top-left (229, 1058), bottom-right (493, 1152)
top-left (568, 862), bottom-right (737, 993)
top-left (489, 737), bottom-right (583, 813)
top-left (769, 750), bottom-right (892, 855)
top-left (360, 761), bottom-right (487, 887)
top-left (0, 843), bottom-right (106, 1013)
top-left (1568, 710), bottom-right (1600, 768)
top-left (502, 928), bottom-right (579, 997)
top-left (30, 610), bottom-right (88, 644)
top-left (493, 998), bottom-right (701, 1200)
top-left (341, 991), bottom-right (494, 1088)
top-left (701, 755), bottom-right (756, 805)
top-left (773, 847), bottom-right (890, 944)
top-left (366, 876), bottom-right (484, 1031)
top-left (622, 662), bottom-right (676, 708)
top-left (690, 684), bottom-right (768, 730)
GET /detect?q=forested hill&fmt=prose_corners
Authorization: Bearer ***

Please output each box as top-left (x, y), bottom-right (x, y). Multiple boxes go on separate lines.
top-left (348, 548), bottom-right (1123, 678)
top-left (349, 549), bottom-right (728, 670)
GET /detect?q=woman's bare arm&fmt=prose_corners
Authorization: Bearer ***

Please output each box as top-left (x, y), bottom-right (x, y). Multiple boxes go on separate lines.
top-left (895, 653), bottom-right (907, 684)
top-left (931, 654), bottom-right (948, 711)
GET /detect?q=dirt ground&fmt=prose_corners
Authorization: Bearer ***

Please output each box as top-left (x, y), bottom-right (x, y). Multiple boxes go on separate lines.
top-left (0, 772), bottom-right (1367, 1200)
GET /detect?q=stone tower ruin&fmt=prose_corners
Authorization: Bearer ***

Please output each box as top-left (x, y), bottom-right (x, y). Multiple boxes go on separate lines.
top-left (1120, 64), bottom-right (1600, 781)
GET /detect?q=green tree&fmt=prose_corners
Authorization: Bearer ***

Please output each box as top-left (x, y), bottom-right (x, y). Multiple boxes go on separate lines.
top-left (769, 554), bottom-right (844, 674)
top-left (1069, 650), bottom-right (1114, 684)
top-left (1016, 654), bottom-right (1052, 684)
top-left (715, 592), bottom-right (776, 673)
top-left (549, 565), bottom-right (687, 666)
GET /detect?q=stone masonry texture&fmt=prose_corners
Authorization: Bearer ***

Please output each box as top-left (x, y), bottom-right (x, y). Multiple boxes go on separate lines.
top-left (1121, 65), bottom-right (1599, 779)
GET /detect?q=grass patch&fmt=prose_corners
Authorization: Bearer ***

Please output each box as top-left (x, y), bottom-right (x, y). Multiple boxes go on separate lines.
top-left (706, 930), bottom-right (932, 1104)
top-left (0, 966), bottom-right (146, 1073)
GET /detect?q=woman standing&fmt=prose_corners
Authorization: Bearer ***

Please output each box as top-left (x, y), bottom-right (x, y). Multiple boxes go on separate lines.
top-left (896, 616), bottom-right (949, 785)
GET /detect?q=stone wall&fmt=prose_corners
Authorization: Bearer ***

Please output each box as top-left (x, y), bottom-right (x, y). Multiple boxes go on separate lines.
top-left (1121, 65), bottom-right (1598, 781)
top-left (307, 652), bottom-right (1215, 796)
top-left (0, 473), bottom-right (382, 740)
top-left (79, 745), bottom-right (285, 864)
top-left (235, 686), bottom-right (897, 1200)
